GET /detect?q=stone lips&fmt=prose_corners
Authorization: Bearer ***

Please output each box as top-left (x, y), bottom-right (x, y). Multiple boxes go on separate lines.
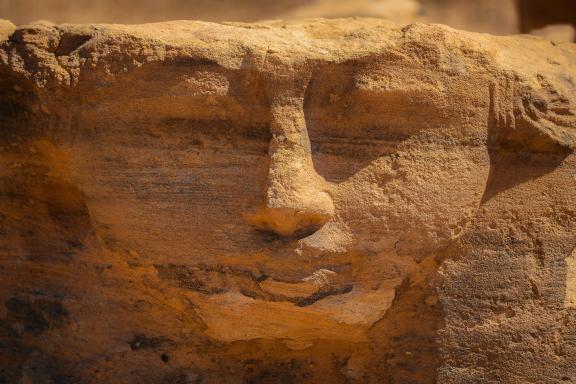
top-left (0, 18), bottom-right (575, 383)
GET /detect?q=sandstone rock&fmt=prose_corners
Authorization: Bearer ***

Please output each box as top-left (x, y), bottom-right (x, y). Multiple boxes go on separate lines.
top-left (0, 18), bottom-right (575, 383)
top-left (0, 20), bottom-right (16, 41)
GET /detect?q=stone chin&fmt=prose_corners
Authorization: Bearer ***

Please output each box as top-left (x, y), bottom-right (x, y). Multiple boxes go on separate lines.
top-left (194, 277), bottom-right (400, 344)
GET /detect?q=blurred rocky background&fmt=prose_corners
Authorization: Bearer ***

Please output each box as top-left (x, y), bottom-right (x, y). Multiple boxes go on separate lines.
top-left (0, 0), bottom-right (574, 41)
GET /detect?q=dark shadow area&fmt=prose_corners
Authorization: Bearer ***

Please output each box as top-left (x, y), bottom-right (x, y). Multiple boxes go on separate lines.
top-left (481, 149), bottom-right (570, 203)
top-left (365, 259), bottom-right (444, 384)
top-left (517, 0), bottom-right (576, 40)
top-left (482, 81), bottom-right (574, 203)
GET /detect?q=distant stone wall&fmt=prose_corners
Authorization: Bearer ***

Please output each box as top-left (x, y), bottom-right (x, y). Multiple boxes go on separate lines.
top-left (14, 0), bottom-right (576, 40)
top-left (1, 0), bottom-right (514, 34)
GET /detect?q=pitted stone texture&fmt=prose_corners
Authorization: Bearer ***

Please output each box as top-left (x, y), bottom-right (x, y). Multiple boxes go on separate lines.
top-left (0, 19), bottom-right (575, 384)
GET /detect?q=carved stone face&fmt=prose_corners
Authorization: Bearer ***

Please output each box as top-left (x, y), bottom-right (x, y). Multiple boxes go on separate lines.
top-left (3, 20), bottom-right (576, 383)
top-left (67, 55), bottom-right (492, 344)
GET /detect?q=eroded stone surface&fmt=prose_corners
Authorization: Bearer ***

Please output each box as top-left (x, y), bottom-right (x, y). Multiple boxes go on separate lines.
top-left (0, 19), bottom-right (575, 383)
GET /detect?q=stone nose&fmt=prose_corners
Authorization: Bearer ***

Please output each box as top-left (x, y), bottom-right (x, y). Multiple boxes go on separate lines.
top-left (249, 97), bottom-right (335, 238)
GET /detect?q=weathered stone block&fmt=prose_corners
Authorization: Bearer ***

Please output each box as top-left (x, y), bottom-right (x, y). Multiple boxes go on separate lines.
top-left (0, 19), bottom-right (574, 383)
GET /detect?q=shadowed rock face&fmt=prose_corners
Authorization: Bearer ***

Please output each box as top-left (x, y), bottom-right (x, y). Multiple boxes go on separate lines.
top-left (0, 19), bottom-right (575, 383)
top-left (517, 0), bottom-right (576, 37)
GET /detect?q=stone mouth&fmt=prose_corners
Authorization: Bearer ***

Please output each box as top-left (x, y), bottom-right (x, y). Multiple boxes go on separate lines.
top-left (154, 263), bottom-right (354, 306)
top-left (257, 268), bottom-right (353, 306)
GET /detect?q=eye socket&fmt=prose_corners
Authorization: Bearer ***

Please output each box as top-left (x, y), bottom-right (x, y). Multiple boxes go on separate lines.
top-left (304, 62), bottom-right (448, 182)
top-left (84, 61), bottom-right (272, 137)
top-left (85, 63), bottom-right (273, 148)
top-left (167, 66), bottom-right (273, 141)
